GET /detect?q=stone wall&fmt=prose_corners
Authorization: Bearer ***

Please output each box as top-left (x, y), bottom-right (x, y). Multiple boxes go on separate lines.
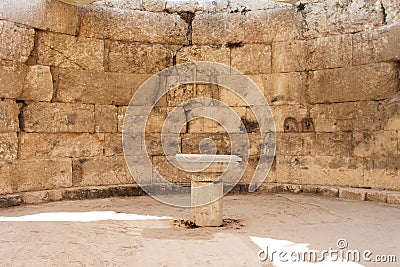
top-left (0, 0), bottom-right (399, 198)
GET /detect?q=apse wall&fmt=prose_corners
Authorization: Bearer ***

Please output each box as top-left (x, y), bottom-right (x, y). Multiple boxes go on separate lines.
top-left (0, 0), bottom-right (399, 204)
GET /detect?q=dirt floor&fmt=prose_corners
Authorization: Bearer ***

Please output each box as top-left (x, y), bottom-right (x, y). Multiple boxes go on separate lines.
top-left (0, 193), bottom-right (398, 266)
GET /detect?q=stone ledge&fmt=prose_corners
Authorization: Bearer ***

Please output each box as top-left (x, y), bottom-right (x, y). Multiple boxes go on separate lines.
top-left (1, 183), bottom-right (399, 208)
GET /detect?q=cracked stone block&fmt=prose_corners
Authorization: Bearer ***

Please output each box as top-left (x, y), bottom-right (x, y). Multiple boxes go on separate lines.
top-left (0, 21), bottom-right (34, 63)
top-left (339, 188), bottom-right (367, 201)
top-left (37, 32), bottom-right (104, 70)
top-left (366, 190), bottom-right (388, 203)
top-left (0, 133), bottom-right (18, 161)
top-left (387, 193), bottom-right (400, 205)
top-left (0, 100), bottom-right (19, 133)
top-left (21, 102), bottom-right (95, 133)
top-left (19, 133), bottom-right (103, 159)
top-left (0, 0), bottom-right (79, 35)
top-left (317, 186), bottom-right (339, 198)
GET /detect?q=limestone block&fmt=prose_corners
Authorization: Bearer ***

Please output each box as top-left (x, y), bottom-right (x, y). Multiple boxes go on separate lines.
top-left (37, 32), bottom-right (104, 70)
top-left (364, 157), bottom-right (400, 190)
top-left (176, 46), bottom-right (230, 65)
top-left (95, 105), bottom-right (118, 133)
top-left (192, 8), bottom-right (302, 45)
top-left (353, 131), bottom-right (398, 157)
top-left (166, 84), bottom-right (218, 107)
top-left (366, 190), bottom-right (388, 203)
top-left (72, 156), bottom-right (134, 186)
top-left (0, 162), bottom-right (12, 194)
top-left (302, 0), bottom-right (384, 38)
top-left (96, 0), bottom-right (142, 10)
top-left (11, 159), bottom-right (72, 192)
top-left (317, 186), bottom-right (339, 198)
top-left (267, 105), bottom-right (308, 133)
top-left (306, 63), bottom-right (398, 103)
top-left (382, 98), bottom-right (400, 131)
top-left (228, 0), bottom-right (287, 12)
top-left (108, 42), bottom-right (174, 74)
top-left (338, 188), bottom-right (366, 201)
top-left (380, 0), bottom-right (400, 25)
top-left (0, 21), bottom-right (34, 63)
top-left (231, 44), bottom-right (272, 74)
top-left (104, 133), bottom-right (123, 156)
top-left (166, 0), bottom-right (228, 13)
top-left (0, 0), bottom-right (79, 35)
top-left (0, 61), bottom-right (26, 99)
top-left (0, 133), bottom-right (18, 161)
top-left (21, 102), bottom-right (95, 133)
top-left (310, 102), bottom-right (382, 132)
top-left (353, 23), bottom-right (400, 65)
top-left (275, 156), bottom-right (364, 188)
top-left (181, 133), bottom-right (231, 155)
top-left (144, 133), bottom-right (181, 156)
top-left (55, 69), bottom-right (150, 105)
top-left (262, 72), bottom-right (303, 106)
top-left (387, 193), bottom-right (400, 205)
top-left (142, 0), bottom-right (166, 11)
top-left (19, 133), bottom-right (103, 159)
top-left (79, 6), bottom-right (188, 44)
top-left (271, 40), bottom-right (306, 72)
top-left (0, 100), bottom-right (19, 133)
top-left (20, 65), bottom-right (53, 101)
top-left (118, 106), bottom-right (127, 132)
top-left (146, 106), bottom-right (186, 133)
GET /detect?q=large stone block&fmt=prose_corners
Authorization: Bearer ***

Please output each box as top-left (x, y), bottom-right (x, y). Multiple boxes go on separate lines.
top-left (0, 62), bottom-right (53, 101)
top-left (231, 44), bottom-right (272, 74)
top-left (380, 0), bottom-right (400, 25)
top-left (306, 63), bottom-right (398, 104)
top-left (142, 0), bottom-right (166, 11)
top-left (262, 72), bottom-right (303, 106)
top-left (275, 155), bottom-right (364, 188)
top-left (192, 8), bottom-right (302, 45)
top-left (72, 156), bottom-right (134, 186)
top-left (0, 21), bottom-right (34, 63)
top-left (118, 106), bottom-right (127, 132)
top-left (108, 42), bottom-right (175, 74)
top-left (302, 0), bottom-right (384, 38)
top-left (268, 105), bottom-right (308, 133)
top-left (176, 45), bottom-right (230, 65)
top-left (228, 0), bottom-right (287, 12)
top-left (0, 0), bottom-right (79, 35)
top-left (37, 32), bottom-right (104, 70)
top-left (0, 100), bottom-right (19, 133)
top-left (0, 133), bottom-right (18, 161)
top-left (271, 40), bottom-right (306, 73)
top-left (144, 133), bottom-right (181, 156)
top-left (353, 131), bottom-right (398, 157)
top-left (0, 162), bottom-right (12, 194)
top-left (353, 23), bottom-right (400, 65)
top-left (310, 101), bottom-right (381, 132)
top-left (55, 69), bottom-right (150, 105)
top-left (104, 133), bottom-right (123, 156)
top-left (339, 188), bottom-right (366, 201)
top-left (11, 159), bottom-right (72, 192)
top-left (21, 102), bottom-right (95, 133)
top-left (166, 0), bottom-right (228, 12)
top-left (166, 84), bottom-right (218, 107)
top-left (382, 100), bottom-right (400, 131)
top-left (364, 157), bottom-right (400, 190)
top-left (95, 105), bottom-right (118, 133)
top-left (181, 133), bottom-right (231, 155)
top-left (79, 6), bottom-right (188, 44)
top-left (19, 133), bottom-right (103, 159)
top-left (96, 0), bottom-right (142, 10)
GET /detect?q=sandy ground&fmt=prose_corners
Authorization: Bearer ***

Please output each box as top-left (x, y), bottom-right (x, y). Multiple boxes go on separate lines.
top-left (0, 193), bottom-right (399, 266)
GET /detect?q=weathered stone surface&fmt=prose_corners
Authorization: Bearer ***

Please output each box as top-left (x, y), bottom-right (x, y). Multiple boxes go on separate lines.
top-left (104, 133), bottom-right (123, 156)
top-left (21, 102), bottom-right (95, 133)
top-left (277, 132), bottom-right (352, 157)
top-left (146, 107), bottom-right (186, 133)
top-left (95, 105), bottom-right (118, 133)
top-left (0, 100), bottom-right (19, 133)
top-left (166, 0), bottom-right (228, 12)
top-left (364, 157), bottom-right (400, 190)
top-left (11, 159), bottom-right (72, 192)
top-left (382, 96), bottom-right (400, 131)
top-left (182, 133), bottom-right (231, 155)
top-left (302, 0), bottom-right (384, 38)
top-left (0, 61), bottom-right (26, 98)
top-left (0, 133), bottom-right (18, 161)
top-left (0, 21), bottom-right (34, 63)
top-left (262, 72), bottom-right (303, 105)
top-left (339, 188), bottom-right (366, 201)
top-left (55, 69), bottom-right (150, 105)
top-left (19, 133), bottom-right (103, 159)
top-left (366, 190), bottom-right (388, 203)
top-left (228, 0), bottom-right (287, 12)
top-left (144, 133), bottom-right (180, 156)
top-left (0, 194), bottom-right (23, 208)
top-left (118, 106), bottom-right (127, 132)
top-left (167, 84), bottom-right (218, 107)
top-left (310, 101), bottom-right (381, 132)
top-left (275, 156), bottom-right (364, 187)
top-left (37, 32), bottom-right (104, 70)
top-left (353, 23), bottom-right (400, 65)
top-left (80, 6), bottom-right (188, 44)
top-left (142, 0), bottom-right (166, 11)
top-left (176, 46), bottom-right (230, 65)
top-left (306, 63), bottom-right (398, 103)
top-left (268, 105), bottom-right (308, 133)
top-left (379, 0), bottom-right (400, 25)
top-left (72, 156), bottom-right (134, 186)
top-left (317, 186), bottom-right (339, 198)
top-left (96, 0), bottom-right (142, 10)
top-left (231, 44), bottom-right (271, 74)
top-left (20, 65), bottom-right (53, 101)
top-left (192, 8), bottom-right (302, 45)
top-left (353, 131), bottom-right (398, 157)
top-left (108, 42), bottom-right (174, 74)
top-left (0, 163), bottom-right (12, 195)
top-left (272, 35), bottom-right (352, 72)
top-left (387, 193), bottom-right (400, 205)
top-left (0, 0), bottom-right (79, 35)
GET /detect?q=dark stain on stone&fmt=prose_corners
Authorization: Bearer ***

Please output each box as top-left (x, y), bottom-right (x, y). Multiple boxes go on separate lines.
top-left (284, 117), bottom-right (298, 132)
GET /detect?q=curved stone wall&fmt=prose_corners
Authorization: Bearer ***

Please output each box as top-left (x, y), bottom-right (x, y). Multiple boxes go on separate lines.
top-left (0, 0), bottom-right (399, 201)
